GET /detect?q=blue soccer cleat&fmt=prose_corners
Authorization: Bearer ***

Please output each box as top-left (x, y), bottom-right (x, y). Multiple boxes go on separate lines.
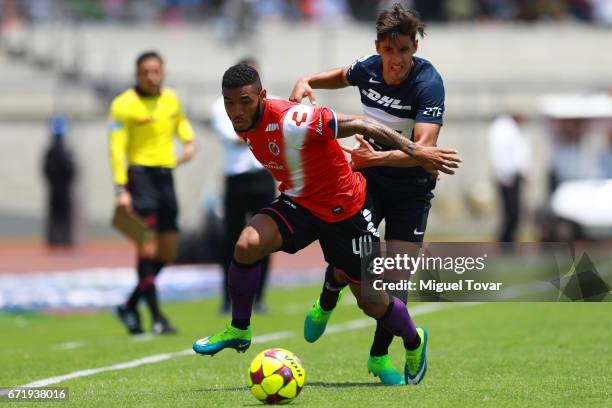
top-left (193, 325), bottom-right (251, 356)
top-left (303, 290), bottom-right (343, 343)
top-left (368, 355), bottom-right (405, 385)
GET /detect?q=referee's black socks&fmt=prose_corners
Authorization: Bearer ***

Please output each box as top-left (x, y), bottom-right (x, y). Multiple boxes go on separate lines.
top-left (126, 258), bottom-right (167, 321)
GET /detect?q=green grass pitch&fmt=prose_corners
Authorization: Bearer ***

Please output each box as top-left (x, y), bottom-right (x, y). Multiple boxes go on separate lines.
top-left (1, 285), bottom-right (611, 407)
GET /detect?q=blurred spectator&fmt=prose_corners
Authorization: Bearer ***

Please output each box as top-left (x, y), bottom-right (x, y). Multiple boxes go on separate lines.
top-left (592, 0), bottom-right (612, 25)
top-left (413, 0), bottom-right (445, 21)
top-left (43, 115), bottom-right (76, 247)
top-left (4, 0), bottom-right (612, 24)
top-left (24, 0), bottom-right (55, 21)
top-left (218, 0), bottom-right (257, 42)
top-left (567, 0), bottom-right (593, 20)
top-left (478, 0), bottom-right (517, 20)
top-left (254, 0), bottom-right (289, 20)
top-left (549, 118), bottom-right (584, 193)
top-left (212, 57), bottom-right (275, 315)
top-left (444, 0), bottom-right (480, 21)
top-left (600, 128), bottom-right (612, 178)
top-left (65, 0), bottom-right (104, 20)
top-left (302, 0), bottom-right (349, 22)
top-left (0, 0), bottom-right (25, 30)
top-left (101, 0), bottom-right (127, 21)
top-left (488, 113), bottom-right (530, 243)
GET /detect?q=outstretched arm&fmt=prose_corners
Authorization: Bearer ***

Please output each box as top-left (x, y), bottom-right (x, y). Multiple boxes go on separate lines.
top-left (335, 112), bottom-right (461, 175)
top-left (289, 67), bottom-right (349, 105)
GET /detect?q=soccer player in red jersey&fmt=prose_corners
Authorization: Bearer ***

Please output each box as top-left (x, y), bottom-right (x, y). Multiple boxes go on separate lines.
top-left (193, 64), bottom-right (460, 381)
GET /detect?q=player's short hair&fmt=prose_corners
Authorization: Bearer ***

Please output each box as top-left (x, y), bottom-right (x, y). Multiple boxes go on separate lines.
top-left (376, 3), bottom-right (426, 43)
top-left (136, 51), bottom-right (163, 69)
top-left (222, 63), bottom-right (262, 91)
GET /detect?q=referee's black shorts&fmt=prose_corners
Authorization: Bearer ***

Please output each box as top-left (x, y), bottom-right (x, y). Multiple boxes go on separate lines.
top-left (127, 165), bottom-right (178, 232)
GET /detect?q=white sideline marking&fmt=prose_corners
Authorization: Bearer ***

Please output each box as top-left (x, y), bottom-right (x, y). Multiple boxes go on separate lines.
top-left (53, 341), bottom-right (85, 351)
top-left (15, 302), bottom-right (473, 389)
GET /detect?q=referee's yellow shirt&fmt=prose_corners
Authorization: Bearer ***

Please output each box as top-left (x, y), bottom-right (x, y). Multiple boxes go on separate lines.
top-left (108, 87), bottom-right (195, 185)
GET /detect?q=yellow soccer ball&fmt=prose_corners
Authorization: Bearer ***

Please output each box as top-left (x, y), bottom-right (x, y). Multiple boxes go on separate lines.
top-left (247, 348), bottom-right (306, 404)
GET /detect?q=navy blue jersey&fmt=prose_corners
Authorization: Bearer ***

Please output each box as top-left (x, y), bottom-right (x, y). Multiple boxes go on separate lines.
top-left (346, 54), bottom-right (445, 183)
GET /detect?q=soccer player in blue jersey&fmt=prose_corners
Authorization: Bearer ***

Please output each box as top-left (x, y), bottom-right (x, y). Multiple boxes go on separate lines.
top-left (289, 4), bottom-right (445, 385)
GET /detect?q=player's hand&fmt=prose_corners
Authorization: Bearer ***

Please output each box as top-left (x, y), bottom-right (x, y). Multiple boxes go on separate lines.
top-left (341, 135), bottom-right (383, 169)
top-left (177, 141), bottom-right (196, 165)
top-left (115, 191), bottom-right (133, 212)
top-left (289, 79), bottom-right (317, 105)
top-left (414, 145), bottom-right (462, 175)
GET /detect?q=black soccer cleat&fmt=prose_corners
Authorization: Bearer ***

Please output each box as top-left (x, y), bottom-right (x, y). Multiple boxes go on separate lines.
top-left (116, 305), bottom-right (144, 335)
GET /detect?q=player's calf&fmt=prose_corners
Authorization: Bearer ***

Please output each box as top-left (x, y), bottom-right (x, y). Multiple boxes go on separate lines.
top-left (356, 298), bottom-right (389, 319)
top-left (351, 281), bottom-right (389, 319)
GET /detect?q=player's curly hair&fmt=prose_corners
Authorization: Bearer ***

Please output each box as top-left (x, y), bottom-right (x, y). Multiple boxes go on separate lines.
top-left (222, 63), bottom-right (262, 91)
top-left (376, 3), bottom-right (426, 43)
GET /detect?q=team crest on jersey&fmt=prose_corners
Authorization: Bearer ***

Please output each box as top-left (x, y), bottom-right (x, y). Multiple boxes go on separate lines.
top-left (268, 140), bottom-right (280, 156)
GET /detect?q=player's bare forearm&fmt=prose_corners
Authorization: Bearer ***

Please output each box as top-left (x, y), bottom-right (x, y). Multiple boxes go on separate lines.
top-left (290, 68), bottom-right (349, 104)
top-left (375, 151), bottom-right (420, 167)
top-left (337, 113), bottom-right (461, 175)
top-left (304, 67), bottom-right (349, 89)
top-left (336, 113), bottom-right (416, 157)
top-left (378, 123), bottom-right (442, 167)
top-left (413, 122), bottom-right (441, 147)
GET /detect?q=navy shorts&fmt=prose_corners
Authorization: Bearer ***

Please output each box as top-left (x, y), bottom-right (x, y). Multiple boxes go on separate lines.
top-left (127, 165), bottom-right (178, 232)
top-left (259, 194), bottom-right (380, 283)
top-left (359, 167), bottom-right (435, 243)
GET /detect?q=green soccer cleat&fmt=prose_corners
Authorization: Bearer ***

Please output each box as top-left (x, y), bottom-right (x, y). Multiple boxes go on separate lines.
top-left (303, 290), bottom-right (343, 343)
top-left (193, 325), bottom-right (251, 356)
top-left (404, 326), bottom-right (428, 385)
top-left (367, 355), bottom-right (405, 385)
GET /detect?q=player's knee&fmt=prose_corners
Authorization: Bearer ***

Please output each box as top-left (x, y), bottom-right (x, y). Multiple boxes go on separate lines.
top-left (331, 268), bottom-right (349, 286)
top-left (357, 299), bottom-right (386, 319)
top-left (138, 239), bottom-right (158, 258)
top-left (234, 229), bottom-right (264, 264)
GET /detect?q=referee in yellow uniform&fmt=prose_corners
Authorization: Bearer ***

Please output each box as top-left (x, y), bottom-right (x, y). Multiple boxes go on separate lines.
top-left (109, 51), bottom-right (196, 335)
